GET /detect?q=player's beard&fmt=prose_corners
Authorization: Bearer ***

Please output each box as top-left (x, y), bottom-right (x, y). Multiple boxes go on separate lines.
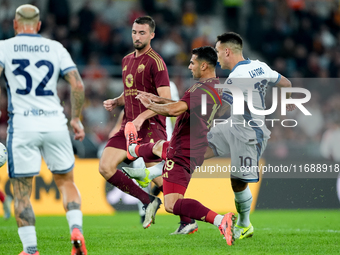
top-left (192, 70), bottom-right (201, 80)
top-left (133, 41), bottom-right (147, 50)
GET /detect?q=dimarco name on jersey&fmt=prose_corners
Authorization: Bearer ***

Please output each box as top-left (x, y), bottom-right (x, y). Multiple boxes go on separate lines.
top-left (14, 44), bottom-right (50, 53)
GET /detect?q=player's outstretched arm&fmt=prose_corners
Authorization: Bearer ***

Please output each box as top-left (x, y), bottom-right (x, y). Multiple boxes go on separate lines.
top-left (276, 75), bottom-right (296, 112)
top-left (137, 90), bottom-right (176, 104)
top-left (64, 69), bottom-right (85, 141)
top-left (132, 86), bottom-right (172, 130)
top-left (276, 75), bottom-right (292, 97)
top-left (216, 101), bottom-right (230, 117)
top-left (137, 94), bottom-right (188, 117)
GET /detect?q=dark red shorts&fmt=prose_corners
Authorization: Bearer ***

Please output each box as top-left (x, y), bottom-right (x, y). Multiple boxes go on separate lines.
top-left (162, 158), bottom-right (191, 193)
top-left (163, 179), bottom-right (187, 196)
top-left (106, 127), bottom-right (167, 163)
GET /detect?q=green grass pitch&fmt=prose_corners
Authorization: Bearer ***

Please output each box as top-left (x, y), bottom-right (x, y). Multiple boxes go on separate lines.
top-left (1, 210), bottom-right (339, 254)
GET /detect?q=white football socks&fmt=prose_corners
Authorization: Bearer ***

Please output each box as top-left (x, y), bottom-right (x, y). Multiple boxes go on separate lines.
top-left (18, 226), bottom-right (38, 254)
top-left (213, 214), bottom-right (224, 227)
top-left (66, 209), bottom-right (83, 234)
top-left (129, 144), bottom-right (138, 158)
top-left (234, 186), bottom-right (253, 227)
top-left (148, 161), bottom-right (165, 180)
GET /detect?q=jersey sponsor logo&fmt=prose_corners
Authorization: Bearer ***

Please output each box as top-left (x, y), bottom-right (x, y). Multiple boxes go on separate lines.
top-left (124, 88), bottom-right (137, 96)
top-left (23, 109), bottom-right (58, 116)
top-left (125, 74), bottom-right (133, 88)
top-left (123, 65), bottom-right (127, 72)
top-left (137, 64), bottom-right (145, 73)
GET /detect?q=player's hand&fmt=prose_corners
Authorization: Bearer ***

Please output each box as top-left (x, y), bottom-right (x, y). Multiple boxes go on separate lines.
top-left (286, 104), bottom-right (296, 112)
top-left (103, 98), bottom-right (118, 111)
top-left (136, 94), bottom-right (152, 108)
top-left (137, 90), bottom-right (158, 102)
top-left (70, 118), bottom-right (85, 141)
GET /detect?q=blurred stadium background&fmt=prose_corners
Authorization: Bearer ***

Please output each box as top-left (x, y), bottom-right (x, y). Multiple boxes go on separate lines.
top-left (0, 0), bottom-right (340, 216)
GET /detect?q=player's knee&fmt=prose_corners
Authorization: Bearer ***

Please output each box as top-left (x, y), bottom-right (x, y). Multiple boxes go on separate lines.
top-left (152, 140), bottom-right (165, 157)
top-left (231, 178), bottom-right (247, 192)
top-left (99, 158), bottom-right (117, 179)
top-left (53, 170), bottom-right (74, 186)
top-left (164, 198), bottom-right (177, 214)
top-left (164, 202), bottom-right (174, 214)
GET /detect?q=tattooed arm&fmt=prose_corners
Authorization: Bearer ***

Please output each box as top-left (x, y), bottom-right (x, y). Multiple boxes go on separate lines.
top-left (64, 69), bottom-right (85, 141)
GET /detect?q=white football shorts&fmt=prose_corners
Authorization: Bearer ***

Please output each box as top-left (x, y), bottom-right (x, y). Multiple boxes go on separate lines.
top-left (7, 130), bottom-right (75, 178)
top-left (207, 123), bottom-right (268, 182)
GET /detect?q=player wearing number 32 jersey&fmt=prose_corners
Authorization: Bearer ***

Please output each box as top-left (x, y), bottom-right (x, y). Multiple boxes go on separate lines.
top-left (0, 30), bottom-right (75, 132)
top-left (0, 4), bottom-right (87, 255)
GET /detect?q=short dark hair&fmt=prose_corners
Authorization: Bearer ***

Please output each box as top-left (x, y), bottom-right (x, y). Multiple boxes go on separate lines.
top-left (216, 32), bottom-right (243, 48)
top-left (192, 46), bottom-right (217, 67)
top-left (134, 16), bottom-right (156, 33)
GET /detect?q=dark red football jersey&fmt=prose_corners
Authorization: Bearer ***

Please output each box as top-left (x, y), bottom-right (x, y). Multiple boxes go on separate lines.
top-left (167, 78), bottom-right (222, 173)
top-left (121, 48), bottom-right (170, 130)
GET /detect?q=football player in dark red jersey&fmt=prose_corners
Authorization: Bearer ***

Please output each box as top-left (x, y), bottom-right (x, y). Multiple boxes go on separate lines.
top-left (124, 46), bottom-right (236, 245)
top-left (100, 16), bottom-right (171, 229)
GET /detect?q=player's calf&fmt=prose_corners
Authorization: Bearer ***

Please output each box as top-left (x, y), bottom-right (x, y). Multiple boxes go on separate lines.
top-left (152, 140), bottom-right (166, 159)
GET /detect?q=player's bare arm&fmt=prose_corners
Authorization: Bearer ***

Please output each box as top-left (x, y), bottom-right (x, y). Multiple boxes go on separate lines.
top-left (103, 92), bottom-right (125, 111)
top-left (276, 75), bottom-right (296, 111)
top-left (10, 177), bottom-right (35, 227)
top-left (137, 90), bottom-right (176, 104)
top-left (216, 101), bottom-right (230, 117)
top-left (133, 86), bottom-right (171, 130)
top-left (64, 69), bottom-right (85, 141)
top-left (137, 94), bottom-right (188, 117)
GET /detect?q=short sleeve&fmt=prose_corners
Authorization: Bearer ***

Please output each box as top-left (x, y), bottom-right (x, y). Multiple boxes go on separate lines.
top-left (0, 41), bottom-right (5, 68)
top-left (268, 72), bottom-right (281, 86)
top-left (59, 45), bottom-right (76, 76)
top-left (179, 91), bottom-right (192, 110)
top-left (151, 60), bottom-right (170, 88)
top-left (180, 85), bottom-right (212, 110)
top-left (264, 64), bottom-right (281, 86)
